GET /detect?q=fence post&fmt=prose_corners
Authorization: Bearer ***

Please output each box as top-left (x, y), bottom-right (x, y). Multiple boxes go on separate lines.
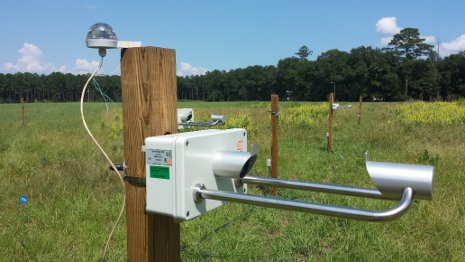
top-left (327, 93), bottom-right (334, 152)
top-left (357, 95), bottom-right (362, 124)
top-left (121, 47), bottom-right (180, 261)
top-left (271, 94), bottom-right (279, 195)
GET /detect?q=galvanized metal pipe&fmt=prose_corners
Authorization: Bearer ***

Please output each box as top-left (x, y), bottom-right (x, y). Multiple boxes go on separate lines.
top-left (194, 185), bottom-right (413, 222)
top-left (179, 119), bottom-right (223, 127)
top-left (242, 176), bottom-right (390, 200)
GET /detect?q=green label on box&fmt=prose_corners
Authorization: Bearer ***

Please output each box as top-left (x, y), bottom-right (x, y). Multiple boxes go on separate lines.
top-left (150, 165), bottom-right (170, 180)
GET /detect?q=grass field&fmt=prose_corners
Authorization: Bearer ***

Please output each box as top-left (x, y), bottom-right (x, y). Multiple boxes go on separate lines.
top-left (1, 101), bottom-right (464, 261)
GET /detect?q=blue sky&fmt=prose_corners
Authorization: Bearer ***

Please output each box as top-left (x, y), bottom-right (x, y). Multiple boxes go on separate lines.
top-left (1, 0), bottom-right (465, 76)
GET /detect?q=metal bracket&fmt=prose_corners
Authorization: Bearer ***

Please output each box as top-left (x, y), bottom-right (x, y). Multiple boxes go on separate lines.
top-left (271, 111), bottom-right (280, 117)
top-left (180, 114), bottom-right (227, 128)
top-left (179, 119), bottom-right (225, 127)
top-left (109, 163), bottom-right (126, 171)
top-left (109, 162), bottom-right (146, 186)
top-left (123, 176), bottom-right (146, 187)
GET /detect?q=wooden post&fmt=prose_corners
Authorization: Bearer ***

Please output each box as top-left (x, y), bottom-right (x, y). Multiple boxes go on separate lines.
top-left (357, 95), bottom-right (362, 124)
top-left (35, 98), bottom-right (38, 112)
top-left (121, 47), bottom-right (180, 261)
top-left (327, 93), bottom-right (334, 152)
top-left (405, 78), bottom-right (408, 100)
top-left (21, 97), bottom-right (25, 127)
top-left (271, 94), bottom-right (279, 195)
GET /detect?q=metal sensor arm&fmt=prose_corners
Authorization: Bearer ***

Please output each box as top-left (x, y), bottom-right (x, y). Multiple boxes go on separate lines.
top-left (179, 114), bottom-right (227, 127)
top-left (193, 185), bottom-right (413, 222)
top-left (179, 119), bottom-right (224, 127)
top-left (242, 176), bottom-right (389, 200)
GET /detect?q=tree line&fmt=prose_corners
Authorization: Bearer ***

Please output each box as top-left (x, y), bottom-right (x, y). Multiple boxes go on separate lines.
top-left (0, 72), bottom-right (121, 103)
top-left (1, 28), bottom-right (464, 103)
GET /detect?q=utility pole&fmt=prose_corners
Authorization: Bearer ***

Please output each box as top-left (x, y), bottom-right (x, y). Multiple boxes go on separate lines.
top-left (121, 47), bottom-right (180, 261)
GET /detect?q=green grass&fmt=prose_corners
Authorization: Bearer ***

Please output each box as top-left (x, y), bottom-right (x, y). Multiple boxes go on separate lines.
top-left (1, 101), bottom-right (464, 261)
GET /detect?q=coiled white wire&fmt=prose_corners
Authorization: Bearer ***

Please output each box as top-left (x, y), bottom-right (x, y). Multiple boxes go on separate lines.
top-left (79, 57), bottom-right (126, 259)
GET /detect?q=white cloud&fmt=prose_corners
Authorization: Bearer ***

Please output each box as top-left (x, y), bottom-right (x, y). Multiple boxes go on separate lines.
top-left (177, 62), bottom-right (208, 77)
top-left (380, 36), bottom-right (393, 46)
top-left (422, 35), bottom-right (437, 45)
top-left (440, 35), bottom-right (465, 56)
top-left (74, 58), bottom-right (100, 73)
top-left (57, 65), bottom-right (67, 73)
top-left (1, 43), bottom-right (107, 74)
top-left (376, 17), bottom-right (403, 46)
top-left (376, 17), bottom-right (401, 35)
top-left (2, 43), bottom-right (60, 73)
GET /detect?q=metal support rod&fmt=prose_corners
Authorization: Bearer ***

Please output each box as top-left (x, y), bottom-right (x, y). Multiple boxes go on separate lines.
top-left (194, 185), bottom-right (413, 222)
top-left (271, 94), bottom-right (279, 195)
top-left (327, 92), bottom-right (334, 152)
top-left (242, 176), bottom-right (388, 200)
top-left (179, 120), bottom-right (224, 127)
top-left (266, 159), bottom-right (271, 178)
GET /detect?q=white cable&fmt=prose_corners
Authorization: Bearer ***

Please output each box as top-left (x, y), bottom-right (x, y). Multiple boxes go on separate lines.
top-left (79, 57), bottom-right (126, 259)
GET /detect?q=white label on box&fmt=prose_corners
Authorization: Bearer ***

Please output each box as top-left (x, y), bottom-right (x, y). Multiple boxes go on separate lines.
top-left (146, 149), bottom-right (172, 166)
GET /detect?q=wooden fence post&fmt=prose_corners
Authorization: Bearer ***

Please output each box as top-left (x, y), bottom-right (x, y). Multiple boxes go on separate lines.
top-left (327, 93), bottom-right (334, 152)
top-left (271, 94), bottom-right (279, 195)
top-left (357, 95), bottom-right (362, 124)
top-left (121, 47), bottom-right (180, 261)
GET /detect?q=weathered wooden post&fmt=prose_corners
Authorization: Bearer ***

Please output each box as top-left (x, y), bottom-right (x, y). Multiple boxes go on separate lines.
top-left (327, 93), bottom-right (334, 152)
top-left (120, 47), bottom-right (180, 261)
top-left (271, 94), bottom-right (279, 195)
top-left (357, 95), bottom-right (362, 124)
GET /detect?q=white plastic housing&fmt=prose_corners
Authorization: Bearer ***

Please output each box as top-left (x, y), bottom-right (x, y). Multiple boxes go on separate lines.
top-left (145, 129), bottom-right (248, 221)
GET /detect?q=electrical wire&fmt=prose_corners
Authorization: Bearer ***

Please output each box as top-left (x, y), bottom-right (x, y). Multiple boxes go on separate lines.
top-left (79, 57), bottom-right (126, 259)
top-left (92, 78), bottom-right (114, 116)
